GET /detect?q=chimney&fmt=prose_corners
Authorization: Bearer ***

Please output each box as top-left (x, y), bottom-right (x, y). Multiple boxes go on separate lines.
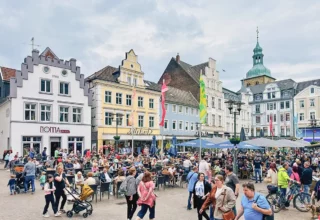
top-left (176, 53), bottom-right (180, 63)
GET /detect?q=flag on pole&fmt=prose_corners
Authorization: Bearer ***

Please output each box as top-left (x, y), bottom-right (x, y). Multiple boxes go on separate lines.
top-left (128, 87), bottom-right (136, 126)
top-left (269, 114), bottom-right (274, 136)
top-left (159, 80), bottom-right (168, 127)
top-left (199, 74), bottom-right (207, 124)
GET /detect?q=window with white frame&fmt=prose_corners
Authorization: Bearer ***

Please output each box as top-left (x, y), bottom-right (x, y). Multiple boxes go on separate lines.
top-left (218, 99), bottom-right (222, 110)
top-left (310, 99), bottom-right (315, 107)
top-left (219, 115), bottom-right (222, 126)
top-left (311, 87), bottom-right (315, 94)
top-left (126, 95), bottom-right (132, 106)
top-left (24, 103), bottom-right (37, 121)
top-left (105, 112), bottom-right (112, 125)
top-left (40, 104), bottom-right (51, 122)
top-left (256, 116), bottom-right (261, 124)
top-left (286, 127), bottom-right (290, 136)
top-left (185, 121), bottom-right (189, 130)
top-left (149, 99), bottom-right (154, 109)
top-left (190, 122), bottom-right (194, 131)
top-left (149, 116), bottom-right (154, 128)
top-left (280, 114), bottom-right (284, 122)
top-left (285, 101), bottom-right (290, 109)
top-left (116, 114), bottom-right (123, 126)
top-left (299, 100), bottom-right (304, 108)
top-left (127, 76), bottom-right (131, 85)
top-left (59, 82), bottom-right (69, 95)
top-left (191, 108), bottom-right (194, 115)
top-left (138, 115), bottom-right (144, 127)
top-left (22, 136), bottom-right (42, 155)
top-left (133, 78), bottom-right (137, 86)
top-left (299, 113), bottom-right (304, 121)
top-left (105, 91), bottom-right (112, 103)
top-left (165, 104), bottom-right (168, 110)
top-left (179, 121), bottom-right (183, 130)
top-left (310, 112), bottom-right (316, 120)
top-left (164, 120), bottom-right (168, 129)
top-left (59, 106), bottom-right (69, 122)
top-left (126, 114), bottom-right (130, 126)
top-left (40, 79), bottom-right (51, 93)
top-left (172, 105), bottom-right (176, 112)
top-left (172, 120), bottom-right (177, 130)
top-left (178, 105), bottom-right (182, 113)
top-left (138, 97), bottom-right (143, 107)
top-left (185, 107), bottom-right (189, 114)
top-left (68, 137), bottom-right (84, 154)
top-left (212, 97), bottom-right (215, 108)
top-left (116, 93), bottom-right (122, 104)
top-left (212, 114), bottom-right (215, 126)
top-left (286, 113), bottom-right (290, 121)
top-left (72, 107), bottom-right (82, 123)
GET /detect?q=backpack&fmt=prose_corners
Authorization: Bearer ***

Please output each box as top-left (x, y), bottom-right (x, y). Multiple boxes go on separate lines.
top-left (255, 195), bottom-right (274, 220)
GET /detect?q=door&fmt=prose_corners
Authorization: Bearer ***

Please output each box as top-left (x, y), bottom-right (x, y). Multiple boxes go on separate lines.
top-left (50, 137), bottom-right (61, 157)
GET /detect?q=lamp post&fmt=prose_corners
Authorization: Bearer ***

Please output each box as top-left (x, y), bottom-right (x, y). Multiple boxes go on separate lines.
top-left (225, 100), bottom-right (244, 175)
top-left (195, 122), bottom-right (202, 161)
top-left (309, 119), bottom-right (318, 142)
top-left (111, 113), bottom-right (124, 153)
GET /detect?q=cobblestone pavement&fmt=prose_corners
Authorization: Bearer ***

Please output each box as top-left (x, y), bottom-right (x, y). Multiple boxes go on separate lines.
top-left (0, 167), bottom-right (311, 220)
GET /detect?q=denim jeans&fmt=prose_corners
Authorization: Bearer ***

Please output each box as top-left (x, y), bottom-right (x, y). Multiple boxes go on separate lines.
top-left (9, 185), bottom-right (15, 194)
top-left (254, 168), bottom-right (261, 183)
top-left (24, 175), bottom-right (35, 192)
top-left (137, 204), bottom-right (155, 219)
top-left (210, 205), bottom-right (214, 220)
top-left (303, 184), bottom-right (311, 204)
top-left (187, 192), bottom-right (192, 209)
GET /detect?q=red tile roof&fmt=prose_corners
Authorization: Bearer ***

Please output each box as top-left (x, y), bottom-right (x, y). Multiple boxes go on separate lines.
top-left (1, 67), bottom-right (16, 81)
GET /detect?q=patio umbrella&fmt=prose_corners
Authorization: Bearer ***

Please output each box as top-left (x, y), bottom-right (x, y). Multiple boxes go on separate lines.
top-left (240, 127), bottom-right (246, 142)
top-left (276, 139), bottom-right (304, 148)
top-left (296, 139), bottom-right (311, 146)
top-left (245, 138), bottom-right (278, 147)
top-left (211, 140), bottom-right (263, 150)
top-left (168, 136), bottom-right (178, 157)
top-left (150, 135), bottom-right (157, 155)
top-left (176, 139), bottom-right (220, 149)
top-left (204, 137), bottom-right (227, 144)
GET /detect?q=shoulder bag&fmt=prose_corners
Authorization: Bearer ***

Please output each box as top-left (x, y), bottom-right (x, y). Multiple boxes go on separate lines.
top-left (255, 195), bottom-right (274, 220)
top-left (220, 189), bottom-right (235, 220)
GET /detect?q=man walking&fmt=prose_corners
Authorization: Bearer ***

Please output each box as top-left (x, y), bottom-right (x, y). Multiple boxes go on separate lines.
top-left (23, 157), bottom-right (36, 194)
top-left (225, 165), bottom-right (240, 215)
top-left (186, 166), bottom-right (198, 210)
top-left (301, 161), bottom-right (312, 207)
top-left (252, 155), bottom-right (263, 183)
top-left (235, 182), bottom-right (272, 220)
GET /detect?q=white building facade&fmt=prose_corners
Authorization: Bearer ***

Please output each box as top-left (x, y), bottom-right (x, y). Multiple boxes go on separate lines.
top-left (0, 48), bottom-right (92, 156)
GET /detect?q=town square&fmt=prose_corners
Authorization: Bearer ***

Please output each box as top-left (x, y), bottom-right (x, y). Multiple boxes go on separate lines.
top-left (0, 1), bottom-right (320, 220)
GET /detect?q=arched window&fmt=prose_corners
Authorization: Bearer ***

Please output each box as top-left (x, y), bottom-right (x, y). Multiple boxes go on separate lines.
top-left (255, 81), bottom-right (259, 85)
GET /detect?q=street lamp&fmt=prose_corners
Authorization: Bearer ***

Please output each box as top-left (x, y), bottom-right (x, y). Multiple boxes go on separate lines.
top-left (111, 113), bottom-right (124, 153)
top-left (225, 100), bottom-right (244, 175)
top-left (309, 119), bottom-right (318, 142)
top-left (195, 122), bottom-right (203, 161)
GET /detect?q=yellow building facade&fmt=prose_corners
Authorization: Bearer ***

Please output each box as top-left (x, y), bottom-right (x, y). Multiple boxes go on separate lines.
top-left (87, 50), bottom-right (161, 152)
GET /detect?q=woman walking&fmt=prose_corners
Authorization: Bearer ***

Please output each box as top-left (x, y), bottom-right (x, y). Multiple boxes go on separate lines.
top-left (267, 162), bottom-right (278, 185)
top-left (42, 174), bottom-right (60, 217)
top-left (124, 167), bottom-right (139, 220)
top-left (136, 171), bottom-right (156, 220)
top-left (200, 174), bottom-right (236, 220)
top-left (54, 166), bottom-right (69, 214)
top-left (192, 172), bottom-right (211, 220)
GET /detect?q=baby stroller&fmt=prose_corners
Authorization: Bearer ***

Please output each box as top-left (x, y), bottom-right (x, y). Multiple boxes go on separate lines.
top-left (15, 172), bottom-right (25, 194)
top-left (65, 185), bottom-right (94, 218)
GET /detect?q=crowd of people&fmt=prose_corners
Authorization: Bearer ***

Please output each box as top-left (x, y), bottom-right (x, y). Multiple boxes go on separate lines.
top-left (3, 146), bottom-right (320, 219)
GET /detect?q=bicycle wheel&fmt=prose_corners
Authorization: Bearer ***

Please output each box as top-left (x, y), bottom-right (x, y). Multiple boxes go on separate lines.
top-left (293, 192), bottom-right (311, 212)
top-left (266, 193), bottom-right (282, 213)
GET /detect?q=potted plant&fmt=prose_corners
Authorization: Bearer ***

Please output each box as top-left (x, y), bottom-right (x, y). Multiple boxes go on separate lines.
top-left (113, 136), bottom-right (120, 141)
top-left (310, 141), bottom-right (318, 145)
top-left (230, 137), bottom-right (240, 145)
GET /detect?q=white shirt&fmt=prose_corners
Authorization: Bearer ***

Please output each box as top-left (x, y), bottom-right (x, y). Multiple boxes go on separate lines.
top-left (199, 160), bottom-right (209, 175)
top-left (215, 187), bottom-right (223, 199)
top-left (195, 181), bottom-right (205, 197)
top-left (73, 163), bottom-right (81, 169)
top-left (183, 160), bottom-right (192, 168)
top-left (168, 167), bottom-right (176, 175)
top-left (104, 172), bottom-right (112, 183)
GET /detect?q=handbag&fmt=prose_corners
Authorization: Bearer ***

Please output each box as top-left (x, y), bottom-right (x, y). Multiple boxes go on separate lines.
top-left (220, 189), bottom-right (235, 220)
top-left (255, 195), bottom-right (274, 220)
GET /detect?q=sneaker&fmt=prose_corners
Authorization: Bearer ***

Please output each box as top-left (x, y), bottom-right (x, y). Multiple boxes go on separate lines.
top-left (59, 209), bottom-right (66, 214)
top-left (43, 213), bottom-right (50, 218)
top-left (54, 212), bottom-right (61, 217)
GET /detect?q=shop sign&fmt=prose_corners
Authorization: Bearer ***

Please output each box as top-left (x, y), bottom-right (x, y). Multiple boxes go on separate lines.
top-left (40, 126), bottom-right (70, 134)
top-left (127, 128), bottom-right (153, 135)
top-left (195, 131), bottom-right (209, 137)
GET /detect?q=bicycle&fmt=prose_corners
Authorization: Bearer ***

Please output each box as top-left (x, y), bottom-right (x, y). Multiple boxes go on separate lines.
top-left (266, 180), bottom-right (311, 213)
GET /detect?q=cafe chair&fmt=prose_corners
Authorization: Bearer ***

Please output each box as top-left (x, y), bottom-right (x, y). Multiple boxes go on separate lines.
top-left (100, 182), bottom-right (111, 201)
top-left (116, 181), bottom-right (123, 198)
top-left (156, 176), bottom-right (165, 190)
top-left (180, 174), bottom-right (187, 188)
top-left (88, 184), bottom-right (98, 203)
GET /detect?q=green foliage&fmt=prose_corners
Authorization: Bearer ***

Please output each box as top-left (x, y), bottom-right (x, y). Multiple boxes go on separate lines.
top-left (113, 136), bottom-right (120, 141)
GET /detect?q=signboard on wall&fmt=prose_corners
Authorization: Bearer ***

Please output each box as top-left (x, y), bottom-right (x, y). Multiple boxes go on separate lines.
top-left (40, 126), bottom-right (70, 134)
top-left (127, 128), bottom-right (153, 135)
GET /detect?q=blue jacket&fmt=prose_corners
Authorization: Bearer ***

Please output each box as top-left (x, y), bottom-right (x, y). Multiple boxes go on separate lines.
top-left (187, 171), bottom-right (198, 192)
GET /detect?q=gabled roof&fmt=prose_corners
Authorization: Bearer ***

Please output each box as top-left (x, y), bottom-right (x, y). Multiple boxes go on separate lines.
top-left (0, 66), bottom-right (16, 81)
top-left (166, 86), bottom-right (199, 108)
top-left (40, 47), bottom-right (59, 59)
top-left (245, 79), bottom-right (296, 94)
top-left (296, 79), bottom-right (320, 93)
top-left (223, 87), bottom-right (241, 101)
top-left (86, 65), bottom-right (119, 83)
top-left (176, 59), bottom-right (208, 83)
top-left (143, 80), bottom-right (161, 92)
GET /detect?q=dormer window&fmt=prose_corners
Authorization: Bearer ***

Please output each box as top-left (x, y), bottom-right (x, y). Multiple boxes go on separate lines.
top-left (311, 87), bottom-right (315, 94)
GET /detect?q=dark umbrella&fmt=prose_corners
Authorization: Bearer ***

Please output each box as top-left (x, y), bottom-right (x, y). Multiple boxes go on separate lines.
top-left (240, 127), bottom-right (246, 142)
top-left (150, 135), bottom-right (157, 155)
top-left (169, 136), bottom-right (177, 157)
top-left (259, 129), bottom-right (264, 137)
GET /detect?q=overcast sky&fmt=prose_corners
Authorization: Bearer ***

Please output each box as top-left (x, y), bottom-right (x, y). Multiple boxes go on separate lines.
top-left (1, 0), bottom-right (320, 91)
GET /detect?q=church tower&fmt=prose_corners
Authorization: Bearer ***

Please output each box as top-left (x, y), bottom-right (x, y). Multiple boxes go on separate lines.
top-left (242, 27), bottom-right (276, 87)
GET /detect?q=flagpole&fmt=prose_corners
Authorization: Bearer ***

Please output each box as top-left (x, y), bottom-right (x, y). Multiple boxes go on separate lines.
top-left (131, 124), bottom-right (134, 157)
top-left (161, 126), bottom-right (164, 165)
top-left (199, 123), bottom-right (202, 161)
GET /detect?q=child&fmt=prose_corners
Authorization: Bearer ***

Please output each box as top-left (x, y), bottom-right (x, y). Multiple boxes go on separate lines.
top-left (43, 174), bottom-right (60, 218)
top-left (40, 172), bottom-right (46, 190)
top-left (7, 175), bottom-right (16, 195)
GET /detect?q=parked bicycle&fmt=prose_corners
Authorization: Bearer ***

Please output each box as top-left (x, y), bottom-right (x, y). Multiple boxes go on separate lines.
top-left (266, 180), bottom-right (311, 213)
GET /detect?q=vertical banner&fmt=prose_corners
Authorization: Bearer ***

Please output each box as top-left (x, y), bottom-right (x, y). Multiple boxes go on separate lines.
top-left (199, 75), bottom-right (207, 124)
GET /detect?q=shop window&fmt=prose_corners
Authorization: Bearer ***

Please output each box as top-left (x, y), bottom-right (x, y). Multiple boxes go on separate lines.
top-left (68, 137), bottom-right (83, 154)
top-left (24, 103), bottom-right (37, 121)
top-left (22, 136), bottom-right (41, 156)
